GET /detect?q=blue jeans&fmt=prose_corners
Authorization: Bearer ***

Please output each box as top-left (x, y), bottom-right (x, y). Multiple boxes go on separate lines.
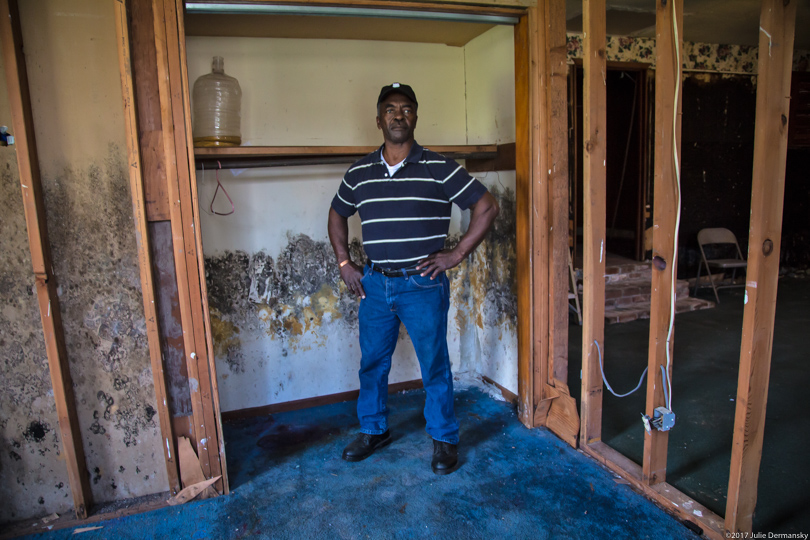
top-left (356, 265), bottom-right (459, 444)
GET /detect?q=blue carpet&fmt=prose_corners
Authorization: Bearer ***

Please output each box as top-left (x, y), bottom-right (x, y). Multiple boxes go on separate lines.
top-left (24, 387), bottom-right (698, 539)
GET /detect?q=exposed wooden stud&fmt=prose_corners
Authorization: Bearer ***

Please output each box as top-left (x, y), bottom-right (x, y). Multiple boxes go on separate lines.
top-left (114, 0), bottom-right (181, 496)
top-left (162, 0), bottom-right (221, 483)
top-left (129, 0), bottom-right (171, 221)
top-left (545, 0), bottom-right (569, 388)
top-left (169, 0), bottom-right (229, 493)
top-left (0, 0), bottom-right (91, 519)
top-left (531, 0), bottom-right (578, 446)
top-left (156, 0), bottom-right (224, 489)
top-left (579, 0), bottom-right (607, 447)
top-left (151, 0), bottom-right (214, 479)
top-left (514, 13), bottom-right (533, 427)
top-left (642, 0), bottom-right (682, 487)
top-left (725, 0), bottom-right (796, 533)
top-left (529, 4), bottom-right (550, 428)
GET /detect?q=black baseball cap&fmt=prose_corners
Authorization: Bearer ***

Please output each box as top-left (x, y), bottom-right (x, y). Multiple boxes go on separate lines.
top-left (377, 83), bottom-right (418, 107)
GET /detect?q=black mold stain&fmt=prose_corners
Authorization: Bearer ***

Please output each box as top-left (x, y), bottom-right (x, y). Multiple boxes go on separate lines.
top-left (206, 251), bottom-right (252, 317)
top-left (202, 188), bottom-right (520, 372)
top-left (30, 145), bottom-right (162, 501)
top-left (1, 152), bottom-right (69, 517)
top-left (89, 410), bottom-right (106, 435)
top-left (92, 467), bottom-right (102, 485)
top-left (144, 405), bottom-right (156, 423)
top-left (483, 184), bottom-right (518, 327)
top-left (23, 421), bottom-right (50, 443)
top-left (98, 391), bottom-right (115, 421)
top-left (204, 234), bottom-right (367, 373)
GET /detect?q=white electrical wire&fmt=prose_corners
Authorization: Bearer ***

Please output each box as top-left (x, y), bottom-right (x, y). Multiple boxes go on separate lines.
top-left (664, 0), bottom-right (681, 413)
top-left (595, 340), bottom-right (648, 398)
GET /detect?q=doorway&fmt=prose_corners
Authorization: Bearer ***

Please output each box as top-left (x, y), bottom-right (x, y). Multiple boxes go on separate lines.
top-left (570, 63), bottom-right (650, 262)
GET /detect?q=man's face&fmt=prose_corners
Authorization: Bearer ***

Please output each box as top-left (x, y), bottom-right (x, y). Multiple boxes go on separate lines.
top-left (376, 93), bottom-right (418, 145)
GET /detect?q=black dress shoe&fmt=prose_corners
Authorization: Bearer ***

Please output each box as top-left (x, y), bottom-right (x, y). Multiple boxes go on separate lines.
top-left (431, 440), bottom-right (459, 475)
top-left (342, 431), bottom-right (392, 462)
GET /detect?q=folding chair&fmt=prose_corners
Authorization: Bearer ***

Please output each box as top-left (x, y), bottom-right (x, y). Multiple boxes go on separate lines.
top-left (568, 250), bottom-right (582, 325)
top-left (694, 228), bottom-right (747, 303)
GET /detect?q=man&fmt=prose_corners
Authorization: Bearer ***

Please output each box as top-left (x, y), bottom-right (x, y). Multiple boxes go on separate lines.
top-left (327, 83), bottom-right (499, 475)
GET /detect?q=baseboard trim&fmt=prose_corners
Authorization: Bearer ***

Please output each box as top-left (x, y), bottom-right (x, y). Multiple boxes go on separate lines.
top-left (481, 376), bottom-right (519, 405)
top-left (221, 379), bottom-right (425, 421)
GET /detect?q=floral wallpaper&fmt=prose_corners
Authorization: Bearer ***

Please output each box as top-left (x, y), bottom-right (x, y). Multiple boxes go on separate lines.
top-left (566, 33), bottom-right (810, 73)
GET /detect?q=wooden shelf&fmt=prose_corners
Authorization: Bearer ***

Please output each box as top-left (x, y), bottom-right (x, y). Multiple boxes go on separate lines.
top-left (194, 144), bottom-right (499, 169)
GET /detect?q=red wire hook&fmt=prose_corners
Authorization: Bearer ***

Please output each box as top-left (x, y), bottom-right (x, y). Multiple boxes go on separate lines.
top-left (210, 160), bottom-right (234, 216)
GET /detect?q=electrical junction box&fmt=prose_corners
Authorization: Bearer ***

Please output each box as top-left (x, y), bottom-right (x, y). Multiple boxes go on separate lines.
top-left (654, 407), bottom-right (676, 431)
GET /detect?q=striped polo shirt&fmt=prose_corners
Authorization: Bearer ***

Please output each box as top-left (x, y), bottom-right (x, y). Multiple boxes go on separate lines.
top-left (331, 141), bottom-right (488, 270)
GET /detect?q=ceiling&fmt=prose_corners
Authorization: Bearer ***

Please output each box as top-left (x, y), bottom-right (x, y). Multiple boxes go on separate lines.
top-left (185, 1), bottom-right (810, 50)
top-left (566, 0), bottom-right (810, 50)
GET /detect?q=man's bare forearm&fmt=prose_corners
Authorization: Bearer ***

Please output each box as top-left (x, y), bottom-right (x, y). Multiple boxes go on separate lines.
top-left (453, 191), bottom-right (499, 261)
top-left (328, 208), bottom-right (351, 263)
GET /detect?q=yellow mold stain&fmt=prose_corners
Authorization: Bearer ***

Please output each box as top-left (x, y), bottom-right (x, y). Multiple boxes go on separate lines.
top-left (210, 310), bottom-right (241, 358)
top-left (255, 284), bottom-right (343, 352)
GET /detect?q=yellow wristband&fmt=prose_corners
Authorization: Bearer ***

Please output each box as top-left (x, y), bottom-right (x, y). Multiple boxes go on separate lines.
top-left (339, 259), bottom-right (350, 268)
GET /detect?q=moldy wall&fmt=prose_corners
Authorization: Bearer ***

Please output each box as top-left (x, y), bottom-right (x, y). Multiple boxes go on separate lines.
top-left (189, 26), bottom-right (519, 412)
top-left (0, 0), bottom-right (168, 524)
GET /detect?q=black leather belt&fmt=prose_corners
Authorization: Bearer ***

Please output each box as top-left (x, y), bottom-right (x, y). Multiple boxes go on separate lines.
top-left (370, 263), bottom-right (421, 277)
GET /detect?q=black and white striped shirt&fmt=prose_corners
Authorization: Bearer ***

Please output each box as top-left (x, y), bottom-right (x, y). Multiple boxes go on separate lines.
top-left (331, 142), bottom-right (488, 270)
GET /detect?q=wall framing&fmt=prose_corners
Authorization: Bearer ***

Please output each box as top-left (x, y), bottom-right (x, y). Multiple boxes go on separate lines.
top-left (577, 1), bottom-right (797, 538)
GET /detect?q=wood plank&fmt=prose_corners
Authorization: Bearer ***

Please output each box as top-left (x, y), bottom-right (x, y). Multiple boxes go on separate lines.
top-left (158, 0), bottom-right (224, 489)
top-left (462, 142), bottom-right (515, 172)
top-left (175, 0), bottom-right (229, 494)
top-left (529, 4), bottom-right (549, 429)
top-left (114, 0), bottom-right (181, 496)
top-left (543, 383), bottom-right (579, 447)
top-left (189, 0), bottom-right (529, 18)
top-left (582, 442), bottom-right (725, 540)
top-left (151, 0), bottom-right (214, 480)
top-left (194, 145), bottom-right (497, 156)
top-left (166, 0), bottom-right (228, 492)
top-left (579, 0), bottom-right (607, 447)
top-left (642, 0), bottom-right (682, 487)
top-left (544, 0), bottom-right (569, 389)
top-left (725, 0), bottom-right (796, 533)
top-left (0, 0), bottom-right (92, 519)
top-left (513, 13), bottom-right (533, 428)
top-left (130, 0), bottom-right (171, 221)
